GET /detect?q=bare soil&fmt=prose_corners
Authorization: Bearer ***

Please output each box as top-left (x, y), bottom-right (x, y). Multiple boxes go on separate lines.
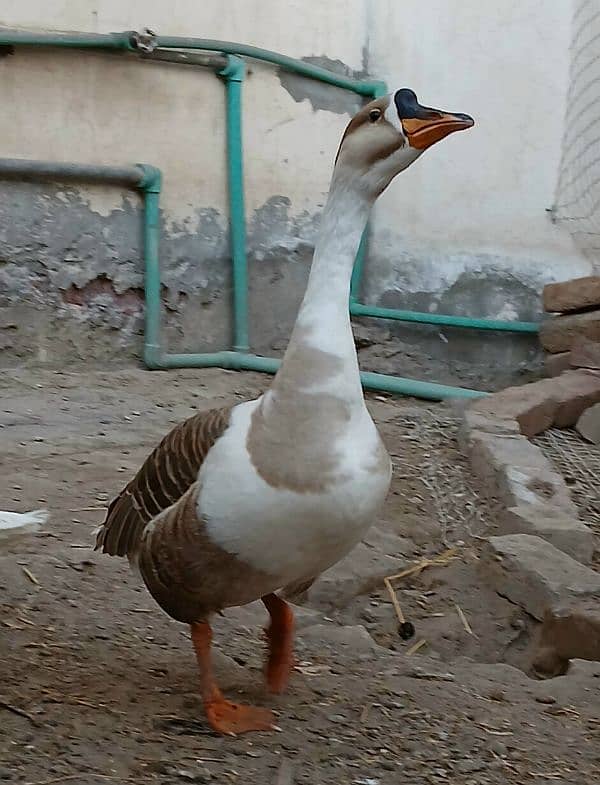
top-left (1, 366), bottom-right (599, 785)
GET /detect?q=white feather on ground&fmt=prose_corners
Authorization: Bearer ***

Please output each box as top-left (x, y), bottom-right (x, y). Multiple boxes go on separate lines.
top-left (0, 510), bottom-right (48, 542)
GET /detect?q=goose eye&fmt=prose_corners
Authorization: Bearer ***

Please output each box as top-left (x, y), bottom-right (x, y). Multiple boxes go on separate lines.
top-left (368, 108), bottom-right (382, 123)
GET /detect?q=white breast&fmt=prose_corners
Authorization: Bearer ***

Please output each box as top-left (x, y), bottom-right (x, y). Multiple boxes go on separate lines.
top-left (197, 399), bottom-right (391, 582)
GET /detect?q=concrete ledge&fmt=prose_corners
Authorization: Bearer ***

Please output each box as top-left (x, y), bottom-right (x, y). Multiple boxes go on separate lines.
top-left (481, 534), bottom-right (600, 621)
top-left (501, 504), bottom-right (597, 564)
top-left (462, 429), bottom-right (576, 513)
top-left (461, 374), bottom-right (600, 558)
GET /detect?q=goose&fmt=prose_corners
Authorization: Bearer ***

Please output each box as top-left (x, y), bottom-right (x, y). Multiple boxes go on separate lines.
top-left (95, 88), bottom-right (473, 735)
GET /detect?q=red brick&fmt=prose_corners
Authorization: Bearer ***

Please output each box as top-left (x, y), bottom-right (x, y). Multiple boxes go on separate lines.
top-left (571, 336), bottom-right (600, 370)
top-left (470, 370), bottom-right (600, 435)
top-left (551, 370), bottom-right (600, 427)
top-left (545, 352), bottom-right (571, 377)
top-left (471, 379), bottom-right (558, 437)
top-left (543, 275), bottom-right (600, 313)
top-left (539, 310), bottom-right (600, 353)
top-left (532, 602), bottom-right (600, 677)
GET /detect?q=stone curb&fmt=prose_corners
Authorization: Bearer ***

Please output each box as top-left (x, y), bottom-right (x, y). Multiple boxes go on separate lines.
top-left (459, 374), bottom-right (599, 563)
top-left (480, 534), bottom-right (600, 622)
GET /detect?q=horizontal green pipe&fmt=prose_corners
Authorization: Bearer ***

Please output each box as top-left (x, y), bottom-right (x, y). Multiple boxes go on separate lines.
top-left (140, 48), bottom-right (228, 70)
top-left (155, 352), bottom-right (486, 400)
top-left (0, 29), bottom-right (386, 95)
top-left (0, 29), bottom-right (135, 49)
top-left (0, 157), bottom-right (145, 186)
top-left (350, 302), bottom-right (540, 334)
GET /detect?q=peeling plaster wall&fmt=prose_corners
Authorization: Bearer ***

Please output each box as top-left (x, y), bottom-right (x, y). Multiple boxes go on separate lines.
top-left (0, 0), bottom-right (588, 386)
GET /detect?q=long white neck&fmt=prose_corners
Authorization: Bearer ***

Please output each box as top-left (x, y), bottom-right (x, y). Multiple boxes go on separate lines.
top-left (277, 170), bottom-right (373, 401)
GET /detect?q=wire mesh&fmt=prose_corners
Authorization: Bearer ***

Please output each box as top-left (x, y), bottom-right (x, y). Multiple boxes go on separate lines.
top-left (553, 0), bottom-right (600, 264)
top-left (388, 410), bottom-right (499, 545)
top-left (533, 426), bottom-right (600, 529)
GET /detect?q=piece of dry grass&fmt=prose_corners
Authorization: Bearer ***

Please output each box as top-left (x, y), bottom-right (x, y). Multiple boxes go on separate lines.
top-left (406, 638), bottom-right (428, 656)
top-left (385, 548), bottom-right (458, 586)
top-left (383, 577), bottom-right (406, 624)
top-left (383, 549), bottom-right (458, 631)
top-left (455, 603), bottom-right (474, 636)
top-left (21, 566), bottom-right (39, 585)
top-left (0, 698), bottom-right (41, 726)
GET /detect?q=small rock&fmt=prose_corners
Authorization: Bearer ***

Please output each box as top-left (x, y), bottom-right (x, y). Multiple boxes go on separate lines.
top-left (455, 759), bottom-right (485, 774)
top-left (305, 538), bottom-right (405, 610)
top-left (531, 601), bottom-right (600, 677)
top-left (300, 624), bottom-right (388, 656)
top-left (176, 768), bottom-right (212, 782)
top-left (534, 694), bottom-right (557, 704)
top-left (488, 740), bottom-right (507, 757)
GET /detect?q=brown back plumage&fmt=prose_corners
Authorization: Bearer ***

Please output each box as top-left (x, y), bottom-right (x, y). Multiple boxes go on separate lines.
top-left (95, 407), bottom-right (231, 558)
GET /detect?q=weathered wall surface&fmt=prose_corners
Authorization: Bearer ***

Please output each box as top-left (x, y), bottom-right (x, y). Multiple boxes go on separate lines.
top-left (0, 0), bottom-right (589, 386)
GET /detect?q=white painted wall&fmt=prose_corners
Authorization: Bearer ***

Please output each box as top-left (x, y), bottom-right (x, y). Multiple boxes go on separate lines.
top-left (0, 0), bottom-right (590, 314)
top-left (369, 0), bottom-right (592, 300)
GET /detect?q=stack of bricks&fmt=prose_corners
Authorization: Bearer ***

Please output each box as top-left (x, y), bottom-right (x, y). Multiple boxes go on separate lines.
top-left (540, 275), bottom-right (600, 377)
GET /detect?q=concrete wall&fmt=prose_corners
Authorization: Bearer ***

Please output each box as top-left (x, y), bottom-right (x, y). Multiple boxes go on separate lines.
top-left (0, 1), bottom-right (589, 386)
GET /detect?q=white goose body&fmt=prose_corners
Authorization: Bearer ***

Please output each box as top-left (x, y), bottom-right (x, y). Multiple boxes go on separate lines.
top-left (197, 183), bottom-right (390, 588)
top-left (198, 395), bottom-right (390, 585)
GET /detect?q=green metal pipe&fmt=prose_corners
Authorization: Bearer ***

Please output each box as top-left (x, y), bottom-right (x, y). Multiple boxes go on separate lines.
top-left (0, 29), bottom-right (135, 49)
top-left (350, 229), bottom-right (369, 301)
top-left (0, 157), bottom-right (144, 185)
top-left (219, 56), bottom-right (250, 353)
top-left (137, 165), bottom-right (163, 369)
top-left (350, 302), bottom-right (540, 334)
top-left (0, 28), bottom-right (385, 96)
top-left (154, 37), bottom-right (385, 96)
top-left (156, 351), bottom-right (486, 400)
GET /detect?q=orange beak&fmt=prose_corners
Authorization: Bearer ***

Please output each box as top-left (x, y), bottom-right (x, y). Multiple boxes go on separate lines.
top-left (394, 89), bottom-right (474, 150)
top-left (402, 112), bottom-right (475, 150)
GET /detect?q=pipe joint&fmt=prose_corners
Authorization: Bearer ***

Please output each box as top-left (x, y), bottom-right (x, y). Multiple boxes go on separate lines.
top-left (136, 164), bottom-right (162, 193)
top-left (129, 28), bottom-right (158, 53)
top-left (143, 344), bottom-right (163, 369)
top-left (369, 80), bottom-right (388, 98)
top-left (219, 54), bottom-right (245, 82)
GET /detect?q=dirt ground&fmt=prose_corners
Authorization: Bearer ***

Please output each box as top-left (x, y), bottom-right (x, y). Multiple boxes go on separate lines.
top-left (1, 365), bottom-right (599, 785)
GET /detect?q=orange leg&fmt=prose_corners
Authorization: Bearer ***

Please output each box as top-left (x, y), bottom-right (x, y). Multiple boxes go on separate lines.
top-left (190, 621), bottom-right (275, 735)
top-left (262, 593), bottom-right (295, 694)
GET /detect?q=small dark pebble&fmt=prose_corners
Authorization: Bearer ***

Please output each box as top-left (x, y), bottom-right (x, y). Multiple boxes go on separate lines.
top-left (398, 621), bottom-right (416, 640)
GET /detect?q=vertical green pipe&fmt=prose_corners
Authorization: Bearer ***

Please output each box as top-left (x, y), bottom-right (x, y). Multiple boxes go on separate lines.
top-left (137, 164), bottom-right (163, 368)
top-left (350, 228), bottom-right (368, 303)
top-left (219, 55), bottom-right (249, 353)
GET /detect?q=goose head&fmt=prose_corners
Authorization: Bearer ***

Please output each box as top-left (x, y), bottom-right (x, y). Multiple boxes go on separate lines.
top-left (334, 88), bottom-right (474, 197)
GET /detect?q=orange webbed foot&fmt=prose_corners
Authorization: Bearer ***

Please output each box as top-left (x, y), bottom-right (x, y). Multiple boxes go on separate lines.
top-left (205, 699), bottom-right (276, 735)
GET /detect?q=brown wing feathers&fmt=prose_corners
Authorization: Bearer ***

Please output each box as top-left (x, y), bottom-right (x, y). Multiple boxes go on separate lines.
top-left (95, 407), bottom-right (231, 558)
